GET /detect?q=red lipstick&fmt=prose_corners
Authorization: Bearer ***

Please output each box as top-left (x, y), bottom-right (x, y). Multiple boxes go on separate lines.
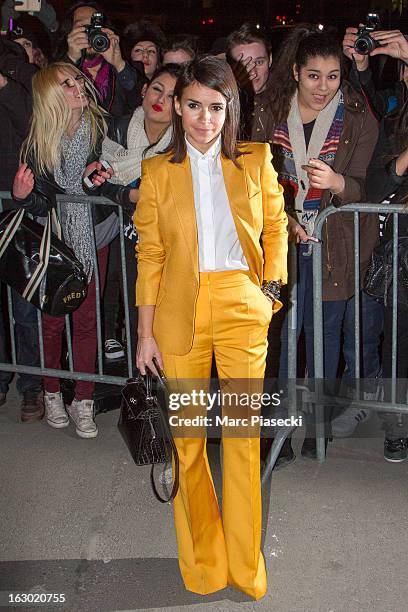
top-left (152, 104), bottom-right (163, 112)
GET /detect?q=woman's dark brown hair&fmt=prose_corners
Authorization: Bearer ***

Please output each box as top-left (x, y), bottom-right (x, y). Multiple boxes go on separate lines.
top-left (166, 55), bottom-right (241, 164)
top-left (267, 25), bottom-right (344, 128)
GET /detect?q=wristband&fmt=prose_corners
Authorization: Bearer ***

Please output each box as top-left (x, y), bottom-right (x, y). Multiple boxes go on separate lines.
top-left (262, 280), bottom-right (282, 302)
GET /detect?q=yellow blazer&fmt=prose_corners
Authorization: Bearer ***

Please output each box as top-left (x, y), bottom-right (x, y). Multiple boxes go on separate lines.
top-left (134, 141), bottom-right (288, 356)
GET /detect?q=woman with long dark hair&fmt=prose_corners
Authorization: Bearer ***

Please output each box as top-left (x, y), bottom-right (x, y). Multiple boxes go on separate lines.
top-left (134, 56), bottom-right (288, 599)
top-left (267, 27), bottom-right (379, 458)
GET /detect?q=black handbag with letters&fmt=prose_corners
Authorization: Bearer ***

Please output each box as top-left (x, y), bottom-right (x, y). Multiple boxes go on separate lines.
top-left (118, 359), bottom-right (179, 503)
top-left (0, 208), bottom-right (88, 316)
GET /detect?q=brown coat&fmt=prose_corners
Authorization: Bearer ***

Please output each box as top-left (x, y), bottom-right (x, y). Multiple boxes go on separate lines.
top-left (268, 82), bottom-right (379, 301)
top-left (319, 83), bottom-right (379, 300)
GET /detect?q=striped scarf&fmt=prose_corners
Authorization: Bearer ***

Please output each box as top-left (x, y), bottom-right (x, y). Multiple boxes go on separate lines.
top-left (273, 90), bottom-right (344, 234)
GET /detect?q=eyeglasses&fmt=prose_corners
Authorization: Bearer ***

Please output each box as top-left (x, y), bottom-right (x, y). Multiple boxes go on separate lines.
top-left (61, 74), bottom-right (85, 88)
top-left (132, 47), bottom-right (157, 56)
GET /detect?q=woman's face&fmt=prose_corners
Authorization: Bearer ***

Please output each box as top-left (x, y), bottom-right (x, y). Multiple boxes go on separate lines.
top-left (142, 72), bottom-right (177, 126)
top-left (15, 37), bottom-right (34, 63)
top-left (131, 40), bottom-right (159, 79)
top-left (294, 55), bottom-right (341, 116)
top-left (175, 81), bottom-right (227, 154)
top-left (58, 70), bottom-right (88, 112)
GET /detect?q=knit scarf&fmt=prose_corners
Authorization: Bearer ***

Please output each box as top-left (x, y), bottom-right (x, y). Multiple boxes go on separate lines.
top-left (273, 89), bottom-right (344, 235)
top-left (101, 106), bottom-right (172, 186)
top-left (82, 55), bottom-right (110, 102)
top-left (54, 114), bottom-right (94, 281)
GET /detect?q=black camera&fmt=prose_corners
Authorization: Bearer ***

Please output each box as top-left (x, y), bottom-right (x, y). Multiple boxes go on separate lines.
top-left (85, 12), bottom-right (110, 53)
top-left (354, 13), bottom-right (381, 55)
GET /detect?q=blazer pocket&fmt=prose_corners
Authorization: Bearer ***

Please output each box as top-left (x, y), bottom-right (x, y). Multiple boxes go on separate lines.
top-left (248, 188), bottom-right (261, 199)
top-left (245, 173), bottom-right (261, 199)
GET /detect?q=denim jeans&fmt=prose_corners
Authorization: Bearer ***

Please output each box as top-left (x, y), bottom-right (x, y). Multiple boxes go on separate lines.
top-left (342, 292), bottom-right (384, 382)
top-left (279, 245), bottom-right (347, 432)
top-left (0, 288), bottom-right (42, 395)
top-left (279, 244), bottom-right (347, 380)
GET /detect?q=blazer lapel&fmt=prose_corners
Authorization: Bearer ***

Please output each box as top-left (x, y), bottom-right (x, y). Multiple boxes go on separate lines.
top-left (221, 154), bottom-right (260, 282)
top-left (167, 156), bottom-right (199, 275)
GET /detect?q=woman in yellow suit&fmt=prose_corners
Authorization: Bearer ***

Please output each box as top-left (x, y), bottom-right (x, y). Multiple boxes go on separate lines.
top-left (134, 56), bottom-right (288, 601)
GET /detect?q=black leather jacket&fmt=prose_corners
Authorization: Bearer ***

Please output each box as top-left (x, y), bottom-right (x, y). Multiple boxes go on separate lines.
top-left (107, 114), bottom-right (131, 148)
top-left (15, 130), bottom-right (133, 223)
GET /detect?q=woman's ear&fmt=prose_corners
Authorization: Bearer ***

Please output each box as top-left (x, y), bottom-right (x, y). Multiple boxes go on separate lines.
top-left (293, 63), bottom-right (299, 82)
top-left (141, 83), bottom-right (148, 98)
top-left (174, 96), bottom-right (182, 116)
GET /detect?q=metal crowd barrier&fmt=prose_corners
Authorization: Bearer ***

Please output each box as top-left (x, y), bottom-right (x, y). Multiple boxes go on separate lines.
top-left (0, 192), bottom-right (134, 386)
top-left (1, 193), bottom-right (405, 471)
top-left (312, 202), bottom-right (408, 461)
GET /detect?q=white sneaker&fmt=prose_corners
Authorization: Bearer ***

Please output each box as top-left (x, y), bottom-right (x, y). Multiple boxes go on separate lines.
top-left (44, 391), bottom-right (69, 429)
top-left (332, 405), bottom-right (371, 438)
top-left (67, 399), bottom-right (98, 438)
top-left (104, 339), bottom-right (125, 360)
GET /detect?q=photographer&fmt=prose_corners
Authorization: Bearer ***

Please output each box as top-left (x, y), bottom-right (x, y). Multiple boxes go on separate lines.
top-left (0, 38), bottom-right (43, 422)
top-left (343, 22), bottom-right (408, 119)
top-left (1, 0), bottom-right (58, 34)
top-left (332, 20), bottom-right (408, 438)
top-left (53, 1), bottom-right (146, 117)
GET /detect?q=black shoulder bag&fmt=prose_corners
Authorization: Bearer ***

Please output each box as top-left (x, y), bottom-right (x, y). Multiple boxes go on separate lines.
top-left (364, 233), bottom-right (408, 306)
top-left (117, 358), bottom-right (179, 503)
top-left (0, 208), bottom-right (88, 316)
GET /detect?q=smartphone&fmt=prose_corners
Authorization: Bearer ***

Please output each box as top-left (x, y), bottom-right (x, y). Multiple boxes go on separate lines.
top-left (14, 0), bottom-right (42, 12)
top-left (83, 160), bottom-right (112, 188)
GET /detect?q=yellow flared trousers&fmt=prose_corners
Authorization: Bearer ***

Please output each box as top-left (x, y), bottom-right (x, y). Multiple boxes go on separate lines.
top-left (162, 270), bottom-right (272, 600)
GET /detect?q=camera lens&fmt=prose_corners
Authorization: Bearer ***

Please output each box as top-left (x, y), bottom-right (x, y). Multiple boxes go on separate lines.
top-left (354, 34), bottom-right (375, 55)
top-left (90, 32), bottom-right (110, 53)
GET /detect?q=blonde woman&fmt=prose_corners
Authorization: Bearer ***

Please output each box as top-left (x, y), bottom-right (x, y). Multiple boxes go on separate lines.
top-left (12, 62), bottom-right (134, 438)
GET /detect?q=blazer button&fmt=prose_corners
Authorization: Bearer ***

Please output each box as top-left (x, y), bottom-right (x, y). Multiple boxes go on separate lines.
top-left (257, 128), bottom-right (261, 132)
top-left (334, 282), bottom-right (338, 286)
top-left (344, 139), bottom-right (349, 144)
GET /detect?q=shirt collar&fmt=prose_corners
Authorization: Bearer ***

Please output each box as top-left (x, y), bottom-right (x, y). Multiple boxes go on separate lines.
top-left (185, 135), bottom-right (221, 161)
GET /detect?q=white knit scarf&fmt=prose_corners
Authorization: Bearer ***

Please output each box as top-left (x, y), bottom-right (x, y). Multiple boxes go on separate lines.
top-left (101, 106), bottom-right (172, 186)
top-left (287, 89), bottom-right (342, 233)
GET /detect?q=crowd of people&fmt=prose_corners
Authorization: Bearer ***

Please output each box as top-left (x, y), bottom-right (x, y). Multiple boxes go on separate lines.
top-left (3, 0), bottom-right (408, 601)
top-left (1, 3), bottom-right (408, 461)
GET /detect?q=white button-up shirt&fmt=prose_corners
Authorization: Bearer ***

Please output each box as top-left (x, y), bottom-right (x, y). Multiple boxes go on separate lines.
top-left (186, 136), bottom-right (249, 272)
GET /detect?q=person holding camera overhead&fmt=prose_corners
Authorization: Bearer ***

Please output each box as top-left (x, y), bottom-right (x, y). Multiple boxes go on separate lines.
top-left (332, 16), bottom-right (408, 439)
top-left (53, 1), bottom-right (147, 117)
top-left (343, 15), bottom-right (408, 119)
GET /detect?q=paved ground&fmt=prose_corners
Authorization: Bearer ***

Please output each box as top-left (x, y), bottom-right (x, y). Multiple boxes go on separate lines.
top-left (1, 381), bottom-right (407, 612)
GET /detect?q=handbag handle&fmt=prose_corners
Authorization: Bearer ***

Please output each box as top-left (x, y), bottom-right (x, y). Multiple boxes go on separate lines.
top-left (22, 211), bottom-right (52, 303)
top-left (0, 208), bottom-right (52, 305)
top-left (145, 360), bottom-right (180, 503)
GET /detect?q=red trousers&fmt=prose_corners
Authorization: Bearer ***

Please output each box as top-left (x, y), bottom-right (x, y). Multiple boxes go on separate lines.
top-left (42, 246), bottom-right (108, 401)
